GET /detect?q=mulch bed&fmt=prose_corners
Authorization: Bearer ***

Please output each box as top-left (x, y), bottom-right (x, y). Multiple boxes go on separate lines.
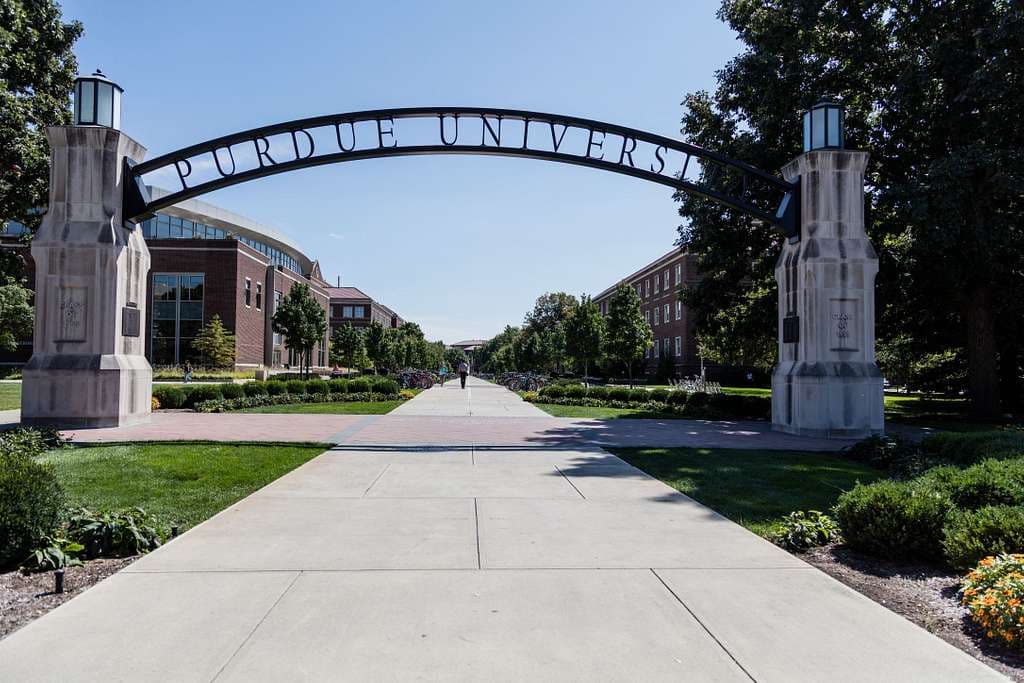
top-left (0, 557), bottom-right (135, 641)
top-left (803, 543), bottom-right (1024, 681)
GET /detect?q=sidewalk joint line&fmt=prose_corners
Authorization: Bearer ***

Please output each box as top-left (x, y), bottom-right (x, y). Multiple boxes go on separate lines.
top-left (650, 569), bottom-right (757, 682)
top-left (555, 465), bottom-right (586, 499)
top-left (362, 463), bottom-right (390, 496)
top-left (473, 497), bottom-right (482, 569)
top-left (210, 570), bottom-right (302, 682)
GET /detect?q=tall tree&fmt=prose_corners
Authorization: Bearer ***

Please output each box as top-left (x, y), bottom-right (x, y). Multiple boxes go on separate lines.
top-left (564, 295), bottom-right (606, 384)
top-left (363, 320), bottom-right (388, 374)
top-left (677, 0), bottom-right (1023, 416)
top-left (329, 323), bottom-right (364, 375)
top-left (191, 314), bottom-right (236, 368)
top-left (444, 346), bottom-right (467, 370)
top-left (271, 284), bottom-right (326, 379)
top-left (605, 283), bottom-right (652, 387)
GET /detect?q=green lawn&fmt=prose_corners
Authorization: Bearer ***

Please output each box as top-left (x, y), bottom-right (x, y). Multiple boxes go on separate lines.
top-left (235, 400), bottom-right (404, 414)
top-left (0, 383), bottom-right (19, 410)
top-left (39, 442), bottom-right (326, 529)
top-left (533, 403), bottom-right (680, 419)
top-left (611, 447), bottom-right (882, 537)
top-left (721, 386), bottom-right (772, 398)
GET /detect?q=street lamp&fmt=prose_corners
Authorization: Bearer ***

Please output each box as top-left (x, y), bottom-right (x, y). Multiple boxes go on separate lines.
top-left (802, 99), bottom-right (844, 152)
top-left (73, 69), bottom-right (123, 130)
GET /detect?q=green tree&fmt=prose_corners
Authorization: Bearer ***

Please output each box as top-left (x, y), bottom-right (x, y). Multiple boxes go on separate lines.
top-left (329, 323), bottom-right (364, 375)
top-left (363, 320), bottom-right (388, 375)
top-left (1, 0), bottom-right (81, 229)
top-left (564, 295), bottom-right (606, 384)
top-left (271, 284), bottom-right (326, 379)
top-left (444, 347), bottom-right (467, 370)
top-left (191, 314), bottom-right (236, 368)
top-left (0, 243), bottom-right (32, 352)
top-left (477, 326), bottom-right (520, 373)
top-left (605, 283), bottom-right (652, 387)
top-left (677, 0), bottom-right (1023, 416)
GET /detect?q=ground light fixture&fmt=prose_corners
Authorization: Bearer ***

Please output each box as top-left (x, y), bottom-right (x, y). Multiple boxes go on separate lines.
top-left (73, 69), bottom-right (123, 130)
top-left (803, 99), bottom-right (844, 152)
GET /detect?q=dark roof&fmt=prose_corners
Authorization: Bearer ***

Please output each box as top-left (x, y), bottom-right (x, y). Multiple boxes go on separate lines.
top-left (327, 286), bottom-right (370, 300)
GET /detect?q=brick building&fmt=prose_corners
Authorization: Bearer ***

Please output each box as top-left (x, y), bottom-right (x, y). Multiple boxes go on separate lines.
top-left (327, 286), bottom-right (403, 336)
top-left (2, 187), bottom-right (334, 370)
top-left (593, 248), bottom-right (702, 377)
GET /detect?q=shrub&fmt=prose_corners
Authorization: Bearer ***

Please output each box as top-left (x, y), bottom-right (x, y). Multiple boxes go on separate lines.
top-left (219, 383), bottom-right (245, 400)
top-left (687, 391), bottom-right (710, 409)
top-left (349, 378), bottom-right (370, 393)
top-left (305, 379), bottom-right (329, 395)
top-left (944, 507), bottom-right (1024, 570)
top-left (21, 535), bottom-right (84, 572)
top-left (631, 388), bottom-right (651, 403)
top-left (0, 450), bottom-right (66, 567)
top-left (649, 388), bottom-right (669, 402)
top-left (586, 386), bottom-right (608, 400)
top-left (920, 459), bottom-right (1024, 510)
top-left (521, 391), bottom-right (539, 403)
top-left (285, 379), bottom-right (308, 395)
top-left (961, 554), bottom-right (1024, 648)
top-left (0, 427), bottom-right (68, 456)
top-left (666, 390), bottom-right (689, 406)
top-left (834, 479), bottom-right (952, 563)
top-left (264, 380), bottom-right (287, 396)
top-left (151, 396), bottom-right (160, 411)
top-left (563, 384), bottom-right (586, 399)
top-left (328, 380), bottom-right (348, 394)
top-left (770, 510), bottom-right (841, 552)
top-left (68, 507), bottom-right (165, 558)
top-left (924, 431), bottom-right (1024, 469)
top-left (607, 387), bottom-right (631, 402)
top-left (399, 389), bottom-right (416, 400)
top-left (372, 378), bottom-right (400, 395)
top-left (181, 384), bottom-right (223, 408)
top-left (742, 395), bottom-right (772, 419)
top-left (152, 386), bottom-right (186, 409)
top-left (541, 385), bottom-right (566, 399)
top-left (243, 381), bottom-right (268, 397)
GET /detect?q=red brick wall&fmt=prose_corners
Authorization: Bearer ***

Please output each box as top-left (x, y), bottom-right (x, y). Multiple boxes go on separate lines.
top-left (268, 267), bottom-right (331, 368)
top-left (233, 244), bottom-right (271, 365)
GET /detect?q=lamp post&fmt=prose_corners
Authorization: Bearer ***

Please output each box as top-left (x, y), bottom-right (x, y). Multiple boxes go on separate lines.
top-left (73, 69), bottom-right (123, 130)
top-left (802, 99), bottom-right (844, 152)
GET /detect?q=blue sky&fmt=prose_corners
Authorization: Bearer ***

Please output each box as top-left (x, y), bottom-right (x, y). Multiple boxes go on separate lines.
top-left (62, 0), bottom-right (740, 342)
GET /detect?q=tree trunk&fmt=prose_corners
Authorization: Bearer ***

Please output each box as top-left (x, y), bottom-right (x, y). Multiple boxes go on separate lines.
top-left (584, 359), bottom-right (589, 388)
top-left (965, 284), bottom-right (1000, 417)
top-left (627, 362), bottom-right (633, 389)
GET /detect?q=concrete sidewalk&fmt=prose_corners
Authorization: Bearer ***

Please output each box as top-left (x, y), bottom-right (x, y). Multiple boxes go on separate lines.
top-left (0, 442), bottom-right (1003, 680)
top-left (391, 375), bottom-right (550, 417)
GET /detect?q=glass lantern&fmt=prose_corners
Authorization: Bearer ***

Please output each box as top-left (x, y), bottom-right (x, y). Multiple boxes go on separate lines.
top-left (73, 70), bottom-right (123, 130)
top-left (802, 100), bottom-right (844, 152)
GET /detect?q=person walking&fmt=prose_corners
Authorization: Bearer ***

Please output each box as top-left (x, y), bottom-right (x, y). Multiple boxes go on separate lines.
top-left (183, 360), bottom-right (193, 384)
top-left (439, 363), bottom-right (448, 387)
top-left (457, 360), bottom-right (469, 389)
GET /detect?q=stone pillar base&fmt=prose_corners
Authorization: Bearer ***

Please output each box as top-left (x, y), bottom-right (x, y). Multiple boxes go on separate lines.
top-left (772, 361), bottom-right (884, 438)
top-left (21, 354), bottom-right (152, 429)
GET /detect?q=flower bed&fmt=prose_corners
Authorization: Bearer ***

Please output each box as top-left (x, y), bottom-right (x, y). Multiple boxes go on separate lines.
top-left (524, 386), bottom-right (771, 420)
top-left (961, 554), bottom-right (1024, 648)
top-left (194, 391), bottom-right (402, 413)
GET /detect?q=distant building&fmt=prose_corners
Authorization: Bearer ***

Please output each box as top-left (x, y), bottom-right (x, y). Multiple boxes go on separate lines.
top-left (449, 339), bottom-right (487, 353)
top-left (593, 248), bottom-right (702, 377)
top-left (327, 286), bottom-right (403, 336)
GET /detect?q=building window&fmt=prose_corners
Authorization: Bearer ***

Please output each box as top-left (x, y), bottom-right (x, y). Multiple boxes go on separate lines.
top-left (635, 284), bottom-right (641, 297)
top-left (151, 273), bottom-right (204, 366)
top-left (654, 307), bottom-right (660, 325)
top-left (645, 279), bottom-right (650, 297)
top-left (644, 310), bottom-right (650, 324)
top-left (664, 338), bottom-right (671, 356)
top-left (664, 269), bottom-right (670, 289)
top-left (255, 282), bottom-right (262, 310)
top-left (675, 336), bottom-right (682, 356)
top-left (654, 274), bottom-right (660, 293)
top-left (273, 291), bottom-right (283, 349)
top-left (331, 304), bottom-right (342, 318)
top-left (353, 305), bottom-right (365, 318)
top-left (675, 300), bottom-right (682, 321)
top-left (244, 278), bottom-right (251, 307)
top-left (342, 305), bottom-right (354, 318)
top-left (675, 263), bottom-right (682, 285)
top-left (664, 304), bottom-right (670, 323)
top-left (654, 341), bottom-right (660, 358)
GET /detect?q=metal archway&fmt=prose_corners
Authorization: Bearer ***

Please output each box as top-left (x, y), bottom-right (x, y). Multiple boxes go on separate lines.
top-left (123, 107), bottom-right (799, 238)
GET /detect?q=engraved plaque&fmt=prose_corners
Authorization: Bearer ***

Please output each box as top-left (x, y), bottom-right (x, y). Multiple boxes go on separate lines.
top-left (57, 287), bottom-right (87, 342)
top-left (829, 298), bottom-right (860, 352)
top-left (122, 305), bottom-right (140, 338)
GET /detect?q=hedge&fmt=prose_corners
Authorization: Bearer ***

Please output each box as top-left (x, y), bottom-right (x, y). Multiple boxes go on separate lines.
top-left (152, 386), bottom-right (186, 409)
top-left (943, 506), bottom-right (1024, 570)
top-left (0, 433), bottom-right (67, 567)
top-left (218, 383), bottom-right (245, 400)
top-left (194, 391), bottom-right (402, 413)
top-left (529, 386), bottom-right (770, 420)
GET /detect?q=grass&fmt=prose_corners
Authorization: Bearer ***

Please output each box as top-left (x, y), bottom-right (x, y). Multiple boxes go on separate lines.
top-left (39, 442), bottom-right (326, 529)
top-left (610, 446), bottom-right (882, 537)
top-left (235, 400), bottom-right (404, 414)
top-left (0, 383), bottom-right (19, 410)
top-left (533, 403), bottom-right (680, 419)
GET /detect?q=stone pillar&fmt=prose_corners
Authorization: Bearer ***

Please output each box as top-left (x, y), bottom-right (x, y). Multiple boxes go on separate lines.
top-left (21, 127), bottom-right (152, 428)
top-left (771, 150), bottom-right (884, 438)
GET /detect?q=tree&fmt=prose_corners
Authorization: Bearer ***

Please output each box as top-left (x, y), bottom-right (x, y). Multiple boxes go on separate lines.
top-left (444, 347), bottom-right (467, 370)
top-left (363, 320), bottom-right (388, 374)
top-left (191, 314), bottom-right (236, 368)
top-left (0, 242), bottom-right (32, 352)
top-left (564, 295), bottom-right (606, 384)
top-left (271, 284), bottom-right (326, 379)
top-left (604, 283), bottom-right (652, 387)
top-left (1, 1), bottom-right (81, 230)
top-left (476, 326), bottom-right (519, 373)
top-left (329, 323), bottom-right (365, 375)
top-left (677, 0), bottom-right (1024, 416)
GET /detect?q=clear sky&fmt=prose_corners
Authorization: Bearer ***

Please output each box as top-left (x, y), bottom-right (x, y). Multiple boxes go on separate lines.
top-left (62, 0), bottom-right (740, 343)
